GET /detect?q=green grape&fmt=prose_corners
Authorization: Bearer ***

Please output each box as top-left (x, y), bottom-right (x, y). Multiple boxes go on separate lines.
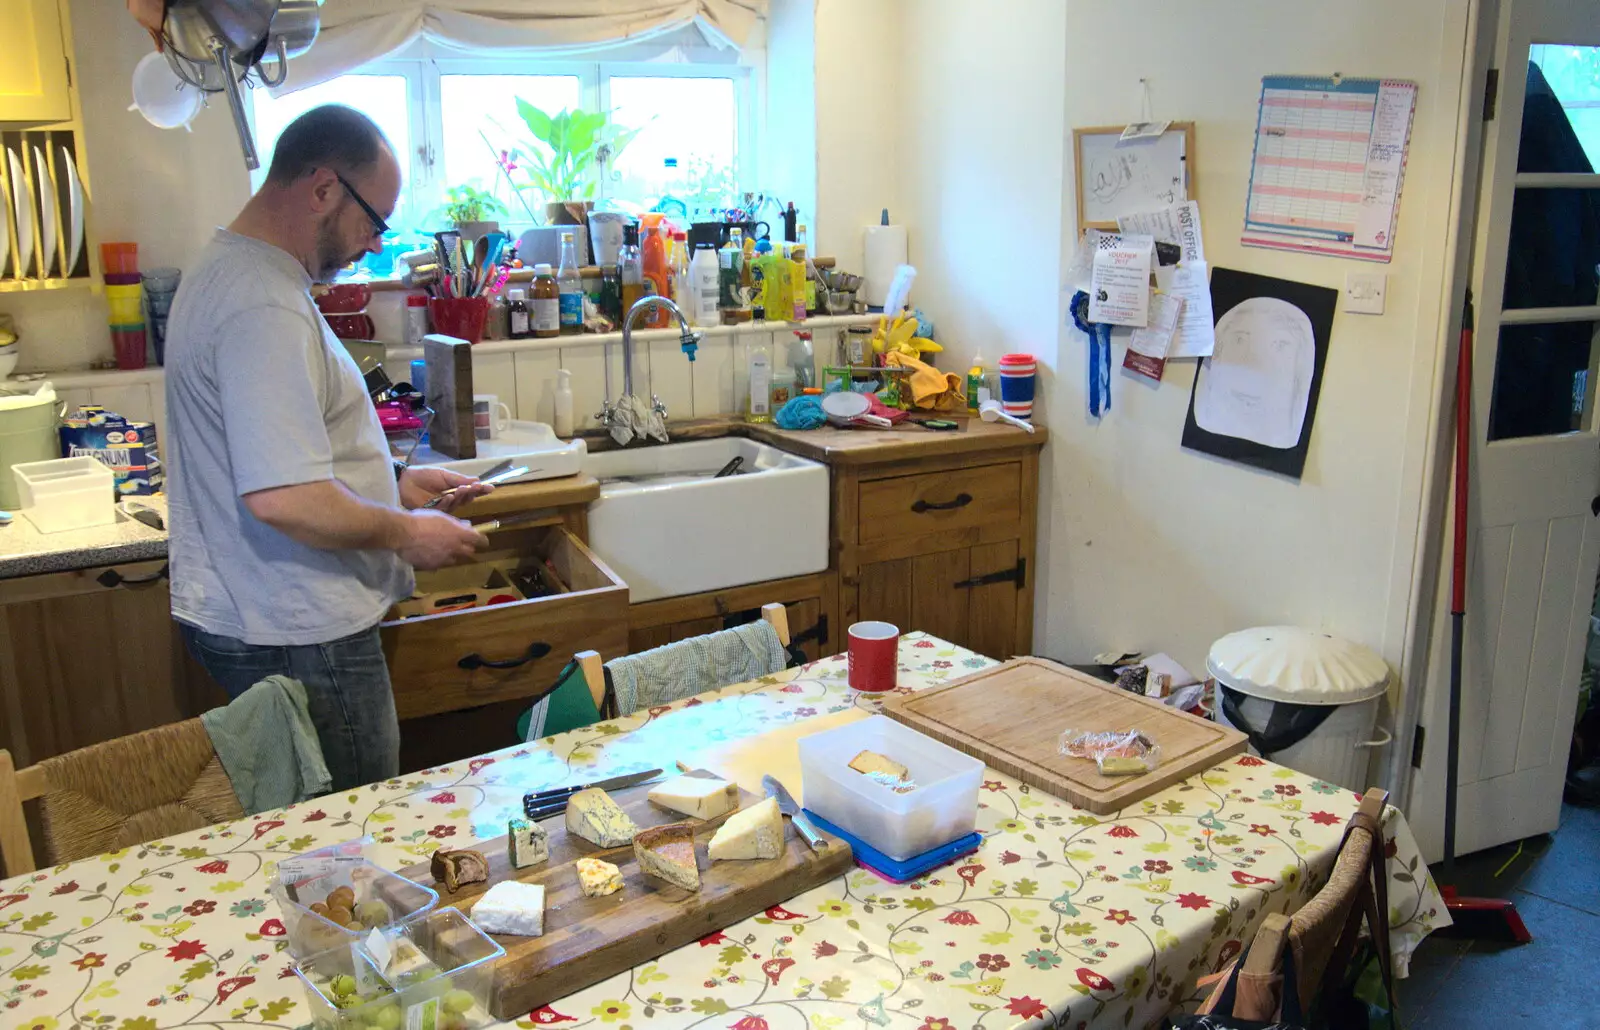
top-left (329, 974), bottom-right (358, 998)
top-left (354, 901), bottom-right (390, 927)
top-left (442, 989), bottom-right (475, 1014)
top-left (373, 1003), bottom-right (402, 1030)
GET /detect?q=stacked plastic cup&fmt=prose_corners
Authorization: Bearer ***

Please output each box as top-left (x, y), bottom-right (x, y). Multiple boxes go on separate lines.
top-left (142, 267), bottom-right (181, 365)
top-left (101, 242), bottom-right (146, 370)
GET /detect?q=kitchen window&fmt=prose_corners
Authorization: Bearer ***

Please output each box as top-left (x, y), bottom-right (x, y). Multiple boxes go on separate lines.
top-left (250, 50), bottom-right (754, 239)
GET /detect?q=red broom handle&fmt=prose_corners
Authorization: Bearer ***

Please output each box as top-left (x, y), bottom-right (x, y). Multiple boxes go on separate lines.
top-left (1452, 292), bottom-right (1473, 617)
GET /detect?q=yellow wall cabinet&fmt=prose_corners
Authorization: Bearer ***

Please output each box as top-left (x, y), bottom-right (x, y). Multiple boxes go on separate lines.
top-left (0, 0), bottom-right (73, 124)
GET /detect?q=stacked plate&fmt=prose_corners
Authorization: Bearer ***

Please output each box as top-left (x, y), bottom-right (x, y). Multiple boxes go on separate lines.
top-left (1, 131), bottom-right (87, 284)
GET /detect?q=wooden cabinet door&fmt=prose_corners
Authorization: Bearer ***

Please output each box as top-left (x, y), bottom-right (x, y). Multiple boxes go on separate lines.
top-left (0, 0), bottom-right (72, 123)
top-left (0, 565), bottom-right (184, 768)
top-left (966, 540), bottom-right (1020, 660)
top-left (910, 548), bottom-right (972, 647)
top-left (857, 544), bottom-right (1022, 658)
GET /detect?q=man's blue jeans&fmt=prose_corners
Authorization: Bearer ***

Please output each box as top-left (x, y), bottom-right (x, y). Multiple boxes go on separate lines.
top-left (180, 623), bottom-right (401, 791)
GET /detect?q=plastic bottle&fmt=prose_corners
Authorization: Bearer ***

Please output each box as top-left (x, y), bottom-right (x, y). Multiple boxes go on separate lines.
top-left (530, 264), bottom-right (560, 338)
top-left (769, 330), bottom-right (794, 411)
top-left (553, 368), bottom-right (574, 437)
top-left (689, 240), bottom-right (720, 328)
top-left (557, 232), bottom-right (583, 334)
top-left (670, 229), bottom-right (691, 313)
top-left (619, 222), bottom-right (645, 320)
top-left (744, 336), bottom-right (773, 424)
top-left (719, 227), bottom-right (744, 315)
top-left (795, 224), bottom-right (817, 316)
top-left (967, 353), bottom-right (985, 412)
top-left (641, 214), bottom-right (670, 328)
top-left (507, 287), bottom-right (531, 339)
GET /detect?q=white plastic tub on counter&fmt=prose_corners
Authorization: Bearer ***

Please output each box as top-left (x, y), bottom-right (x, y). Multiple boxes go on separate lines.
top-left (799, 714), bottom-right (984, 861)
top-left (12, 456), bottom-right (115, 533)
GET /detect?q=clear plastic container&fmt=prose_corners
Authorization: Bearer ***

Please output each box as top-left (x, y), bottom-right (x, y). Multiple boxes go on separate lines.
top-left (294, 908), bottom-right (504, 1030)
top-left (798, 714), bottom-right (984, 860)
top-left (272, 856), bottom-right (438, 959)
top-left (12, 456), bottom-right (115, 533)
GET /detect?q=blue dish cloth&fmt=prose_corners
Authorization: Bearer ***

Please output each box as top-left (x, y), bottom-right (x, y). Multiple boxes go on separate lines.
top-left (608, 621), bottom-right (788, 716)
top-left (775, 394), bottom-right (827, 430)
top-left (200, 675), bottom-right (331, 814)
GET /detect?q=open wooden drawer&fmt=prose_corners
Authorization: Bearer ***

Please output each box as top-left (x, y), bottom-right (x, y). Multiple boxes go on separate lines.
top-left (380, 526), bottom-right (628, 720)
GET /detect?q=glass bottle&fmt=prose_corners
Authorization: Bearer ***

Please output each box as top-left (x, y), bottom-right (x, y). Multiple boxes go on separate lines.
top-left (557, 232), bottom-right (584, 334)
top-left (619, 222), bottom-right (645, 320)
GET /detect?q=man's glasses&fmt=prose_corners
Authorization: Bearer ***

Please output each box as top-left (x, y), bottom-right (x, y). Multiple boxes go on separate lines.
top-left (335, 172), bottom-right (389, 237)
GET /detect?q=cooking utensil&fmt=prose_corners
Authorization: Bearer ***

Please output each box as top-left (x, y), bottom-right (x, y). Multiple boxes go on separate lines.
top-left (120, 502), bottom-right (165, 531)
top-left (521, 768), bottom-right (664, 820)
top-left (419, 463), bottom-right (527, 509)
top-left (762, 774), bottom-right (828, 851)
top-left (713, 456), bottom-right (744, 478)
top-left (979, 398), bottom-right (1035, 433)
top-left (472, 502), bottom-right (551, 535)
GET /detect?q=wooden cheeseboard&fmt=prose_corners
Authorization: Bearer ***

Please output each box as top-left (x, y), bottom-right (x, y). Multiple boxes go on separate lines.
top-left (394, 772), bottom-right (852, 1019)
top-left (881, 657), bottom-right (1247, 813)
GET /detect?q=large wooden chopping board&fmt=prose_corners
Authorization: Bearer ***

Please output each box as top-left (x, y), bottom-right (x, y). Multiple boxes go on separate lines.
top-left (394, 772), bottom-right (852, 1019)
top-left (881, 657), bottom-right (1246, 813)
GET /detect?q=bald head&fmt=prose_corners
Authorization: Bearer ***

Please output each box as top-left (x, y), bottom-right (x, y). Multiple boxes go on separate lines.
top-left (254, 105), bottom-right (401, 281)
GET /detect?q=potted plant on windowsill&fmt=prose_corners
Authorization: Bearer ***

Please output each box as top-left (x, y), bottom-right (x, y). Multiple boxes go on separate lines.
top-left (441, 184), bottom-right (507, 240)
top-left (506, 100), bottom-right (642, 226)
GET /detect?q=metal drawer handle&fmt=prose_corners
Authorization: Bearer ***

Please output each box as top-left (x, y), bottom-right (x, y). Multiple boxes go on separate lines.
top-left (96, 564), bottom-right (169, 588)
top-left (911, 493), bottom-right (972, 514)
top-left (457, 641), bottom-right (552, 671)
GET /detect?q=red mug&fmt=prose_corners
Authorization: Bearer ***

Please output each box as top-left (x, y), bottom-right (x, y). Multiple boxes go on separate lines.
top-left (847, 621), bottom-right (899, 692)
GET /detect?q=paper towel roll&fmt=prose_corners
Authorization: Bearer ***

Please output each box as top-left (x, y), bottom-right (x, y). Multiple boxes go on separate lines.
top-left (863, 224), bottom-right (908, 307)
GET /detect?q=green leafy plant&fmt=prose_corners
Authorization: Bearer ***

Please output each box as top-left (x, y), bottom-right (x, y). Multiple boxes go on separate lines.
top-left (440, 183), bottom-right (506, 223)
top-left (503, 100), bottom-right (644, 205)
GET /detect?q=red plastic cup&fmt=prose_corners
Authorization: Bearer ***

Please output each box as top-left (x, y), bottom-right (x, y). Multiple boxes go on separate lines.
top-left (112, 326), bottom-right (148, 370)
top-left (428, 296), bottom-right (489, 344)
top-left (847, 621), bottom-right (900, 692)
top-left (100, 242), bottom-right (138, 276)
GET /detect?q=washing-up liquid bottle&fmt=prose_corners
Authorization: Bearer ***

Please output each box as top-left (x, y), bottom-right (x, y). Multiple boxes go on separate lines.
top-left (968, 353), bottom-right (986, 413)
top-left (554, 368), bottom-right (575, 437)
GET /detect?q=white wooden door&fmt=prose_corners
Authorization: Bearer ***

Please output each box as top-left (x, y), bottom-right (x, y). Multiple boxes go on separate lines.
top-left (1419, 0), bottom-right (1600, 858)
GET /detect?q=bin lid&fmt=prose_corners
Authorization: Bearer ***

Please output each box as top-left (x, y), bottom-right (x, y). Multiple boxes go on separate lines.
top-left (1205, 626), bottom-right (1389, 706)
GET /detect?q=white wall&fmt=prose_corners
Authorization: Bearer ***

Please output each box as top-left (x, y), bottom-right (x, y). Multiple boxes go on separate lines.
top-left (1041, 0), bottom-right (1469, 685)
top-left (7, 0), bottom-right (252, 372)
top-left (899, 0), bottom-right (1472, 726)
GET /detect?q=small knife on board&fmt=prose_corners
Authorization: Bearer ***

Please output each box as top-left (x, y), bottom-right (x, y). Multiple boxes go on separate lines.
top-left (762, 774), bottom-right (828, 851)
top-left (522, 768), bottom-right (664, 821)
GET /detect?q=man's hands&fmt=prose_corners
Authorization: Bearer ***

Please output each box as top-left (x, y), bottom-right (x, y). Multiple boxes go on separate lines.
top-left (396, 509), bottom-right (486, 570)
top-left (398, 466), bottom-right (495, 513)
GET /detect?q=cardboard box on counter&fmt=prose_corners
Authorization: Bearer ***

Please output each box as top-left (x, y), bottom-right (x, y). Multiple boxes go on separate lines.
top-left (59, 405), bottom-right (163, 496)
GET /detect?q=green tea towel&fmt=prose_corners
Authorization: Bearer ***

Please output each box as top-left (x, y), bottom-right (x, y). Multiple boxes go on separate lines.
top-left (608, 621), bottom-right (788, 717)
top-left (519, 659), bottom-right (604, 741)
top-left (200, 675), bottom-right (331, 814)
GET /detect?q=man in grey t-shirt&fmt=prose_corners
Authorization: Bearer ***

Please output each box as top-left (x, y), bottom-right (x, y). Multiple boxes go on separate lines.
top-left (165, 106), bottom-right (489, 790)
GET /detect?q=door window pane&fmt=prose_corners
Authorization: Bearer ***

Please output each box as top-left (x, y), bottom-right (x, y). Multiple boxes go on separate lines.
top-left (1489, 320), bottom-right (1599, 440)
top-left (1502, 187), bottom-right (1600, 309)
top-left (251, 75), bottom-right (412, 222)
top-left (608, 76), bottom-right (737, 213)
top-left (441, 74), bottom-right (581, 225)
top-left (1526, 46), bottom-right (1600, 172)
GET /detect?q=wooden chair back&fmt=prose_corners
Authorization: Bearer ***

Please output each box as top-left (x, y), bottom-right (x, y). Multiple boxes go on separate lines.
top-left (0, 719), bottom-right (243, 877)
top-left (577, 603), bottom-right (792, 708)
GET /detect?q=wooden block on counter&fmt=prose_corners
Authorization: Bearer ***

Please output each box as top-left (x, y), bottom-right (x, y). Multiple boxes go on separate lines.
top-left (424, 333), bottom-right (476, 459)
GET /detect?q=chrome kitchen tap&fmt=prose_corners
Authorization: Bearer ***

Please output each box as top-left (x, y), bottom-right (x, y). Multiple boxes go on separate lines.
top-left (598, 295), bottom-right (703, 445)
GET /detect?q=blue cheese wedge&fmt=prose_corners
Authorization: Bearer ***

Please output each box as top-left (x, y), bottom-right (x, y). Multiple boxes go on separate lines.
top-left (471, 881), bottom-right (546, 937)
top-left (708, 797), bottom-right (785, 861)
top-left (508, 818), bottom-right (548, 868)
top-left (575, 856), bottom-right (624, 897)
top-left (565, 787), bottom-right (638, 848)
top-left (648, 774), bottom-right (740, 820)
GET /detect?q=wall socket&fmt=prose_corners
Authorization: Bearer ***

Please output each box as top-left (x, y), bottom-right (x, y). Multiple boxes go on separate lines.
top-left (1344, 272), bottom-right (1387, 315)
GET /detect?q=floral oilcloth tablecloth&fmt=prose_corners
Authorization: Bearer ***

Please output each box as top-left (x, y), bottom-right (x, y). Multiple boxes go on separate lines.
top-left (2, 634), bottom-right (1447, 1030)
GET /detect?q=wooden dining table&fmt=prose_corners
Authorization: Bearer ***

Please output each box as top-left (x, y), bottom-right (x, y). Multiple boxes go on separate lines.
top-left (0, 633), bottom-right (1447, 1030)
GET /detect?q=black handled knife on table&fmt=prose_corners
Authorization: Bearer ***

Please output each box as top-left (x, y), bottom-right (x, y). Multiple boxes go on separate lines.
top-left (762, 774), bottom-right (828, 851)
top-left (522, 768), bottom-right (663, 821)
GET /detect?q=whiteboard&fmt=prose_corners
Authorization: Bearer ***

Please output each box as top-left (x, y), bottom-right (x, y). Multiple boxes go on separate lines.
top-left (1075, 127), bottom-right (1191, 226)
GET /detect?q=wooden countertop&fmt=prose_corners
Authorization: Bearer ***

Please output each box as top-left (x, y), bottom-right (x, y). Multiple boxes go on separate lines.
top-left (578, 415), bottom-right (1046, 466)
top-left (454, 472), bottom-right (600, 518)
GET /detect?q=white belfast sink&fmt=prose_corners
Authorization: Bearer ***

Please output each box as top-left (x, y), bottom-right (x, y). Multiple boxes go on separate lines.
top-left (584, 437), bottom-right (829, 602)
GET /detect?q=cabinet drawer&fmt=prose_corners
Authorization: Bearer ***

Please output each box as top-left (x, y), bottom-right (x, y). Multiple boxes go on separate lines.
top-left (857, 462), bottom-right (1021, 543)
top-left (380, 527), bottom-right (628, 720)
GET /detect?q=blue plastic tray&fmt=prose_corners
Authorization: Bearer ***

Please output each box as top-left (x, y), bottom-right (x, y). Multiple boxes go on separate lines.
top-left (803, 808), bottom-right (982, 884)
